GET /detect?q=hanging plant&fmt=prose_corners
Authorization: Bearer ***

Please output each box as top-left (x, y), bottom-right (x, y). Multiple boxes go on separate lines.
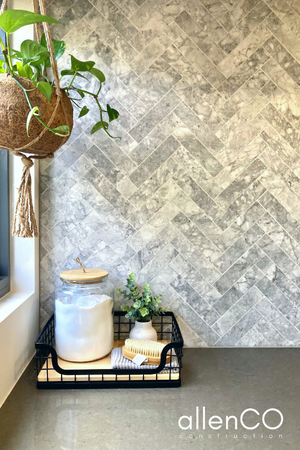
top-left (0, 2), bottom-right (119, 238)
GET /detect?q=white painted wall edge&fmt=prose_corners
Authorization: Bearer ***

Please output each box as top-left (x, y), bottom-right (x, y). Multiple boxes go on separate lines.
top-left (0, 0), bottom-right (39, 408)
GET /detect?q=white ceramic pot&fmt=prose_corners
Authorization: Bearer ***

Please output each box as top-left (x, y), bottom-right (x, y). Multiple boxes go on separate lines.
top-left (129, 320), bottom-right (157, 341)
top-left (55, 294), bottom-right (114, 362)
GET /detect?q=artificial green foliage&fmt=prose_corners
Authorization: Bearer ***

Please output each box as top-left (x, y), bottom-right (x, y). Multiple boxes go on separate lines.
top-left (118, 273), bottom-right (169, 322)
top-left (0, 10), bottom-right (119, 138)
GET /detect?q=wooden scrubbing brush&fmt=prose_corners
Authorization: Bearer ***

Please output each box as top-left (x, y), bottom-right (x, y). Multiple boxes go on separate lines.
top-left (122, 339), bottom-right (171, 365)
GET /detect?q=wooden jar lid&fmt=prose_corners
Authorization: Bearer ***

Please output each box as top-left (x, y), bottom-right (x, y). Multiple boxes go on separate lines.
top-left (60, 258), bottom-right (109, 284)
top-left (60, 268), bottom-right (109, 283)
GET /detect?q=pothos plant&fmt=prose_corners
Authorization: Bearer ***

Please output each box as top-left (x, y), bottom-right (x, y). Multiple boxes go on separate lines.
top-left (0, 9), bottom-right (119, 138)
top-left (118, 273), bottom-right (170, 322)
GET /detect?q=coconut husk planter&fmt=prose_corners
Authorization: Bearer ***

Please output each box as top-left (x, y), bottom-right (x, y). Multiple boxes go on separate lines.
top-left (0, 74), bottom-right (73, 155)
top-left (0, 0), bottom-right (74, 238)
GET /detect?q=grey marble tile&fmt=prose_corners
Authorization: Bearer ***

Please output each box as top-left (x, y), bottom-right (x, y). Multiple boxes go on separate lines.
top-left (261, 102), bottom-right (300, 152)
top-left (90, 0), bottom-right (138, 41)
top-left (129, 35), bottom-right (171, 76)
top-left (256, 276), bottom-right (294, 314)
top-left (173, 80), bottom-right (224, 132)
top-left (218, 23), bottom-right (271, 78)
top-left (172, 235), bottom-right (221, 285)
top-left (256, 254), bottom-right (300, 305)
top-left (219, 0), bottom-right (261, 32)
top-left (85, 167), bottom-right (136, 220)
top-left (257, 234), bottom-right (300, 286)
top-left (214, 245), bottom-right (264, 295)
top-left (219, 1), bottom-right (272, 53)
top-left (87, 31), bottom-right (137, 85)
top-left (216, 114), bottom-right (268, 166)
top-left (169, 254), bottom-right (220, 299)
top-left (174, 102), bottom-right (224, 154)
top-left (258, 191), bottom-right (300, 241)
top-left (214, 224), bottom-right (265, 273)
top-left (129, 135), bottom-right (180, 187)
top-left (173, 170), bottom-right (220, 220)
top-left (171, 298), bottom-right (220, 346)
top-left (51, 0), bottom-right (93, 40)
top-left (216, 92), bottom-right (268, 143)
top-left (215, 180), bottom-right (267, 231)
top-left (215, 159), bottom-right (267, 209)
top-left (217, 47), bottom-right (269, 99)
top-left (175, 35), bottom-right (225, 88)
top-left (173, 127), bottom-right (223, 176)
top-left (256, 296), bottom-right (300, 344)
top-left (213, 286), bottom-right (263, 337)
top-left (127, 202), bottom-right (179, 252)
top-left (129, 90), bottom-right (181, 142)
top-left (172, 212), bottom-right (222, 266)
top-left (254, 317), bottom-right (288, 346)
top-left (171, 274), bottom-right (220, 325)
top-left (217, 308), bottom-right (262, 346)
top-left (237, 327), bottom-right (270, 346)
top-left (175, 10), bottom-right (226, 65)
top-left (136, 243), bottom-right (179, 285)
top-left (129, 223), bottom-right (178, 273)
top-left (258, 212), bottom-right (300, 264)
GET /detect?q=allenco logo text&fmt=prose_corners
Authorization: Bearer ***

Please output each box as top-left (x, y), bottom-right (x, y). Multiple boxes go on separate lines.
top-left (178, 407), bottom-right (284, 431)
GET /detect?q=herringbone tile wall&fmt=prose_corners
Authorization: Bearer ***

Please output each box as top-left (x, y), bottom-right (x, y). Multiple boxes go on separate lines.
top-left (40, 0), bottom-right (300, 346)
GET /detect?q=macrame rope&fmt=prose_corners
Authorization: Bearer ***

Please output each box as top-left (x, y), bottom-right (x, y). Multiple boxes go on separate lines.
top-left (33, 0), bottom-right (42, 43)
top-left (0, 0), bottom-right (8, 15)
top-left (12, 156), bottom-right (38, 238)
top-left (0, 0), bottom-right (72, 237)
top-left (39, 0), bottom-right (62, 97)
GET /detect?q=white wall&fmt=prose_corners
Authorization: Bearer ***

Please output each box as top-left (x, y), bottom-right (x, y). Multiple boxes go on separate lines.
top-left (0, 0), bottom-right (39, 408)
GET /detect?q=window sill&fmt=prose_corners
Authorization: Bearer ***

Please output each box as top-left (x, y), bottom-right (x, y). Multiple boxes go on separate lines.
top-left (0, 290), bottom-right (36, 324)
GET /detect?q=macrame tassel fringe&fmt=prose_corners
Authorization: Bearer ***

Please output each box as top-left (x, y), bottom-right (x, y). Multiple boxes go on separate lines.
top-left (12, 156), bottom-right (39, 238)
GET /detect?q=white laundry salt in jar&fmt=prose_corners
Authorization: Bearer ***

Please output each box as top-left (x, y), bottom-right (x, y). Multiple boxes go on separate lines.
top-left (55, 260), bottom-right (114, 362)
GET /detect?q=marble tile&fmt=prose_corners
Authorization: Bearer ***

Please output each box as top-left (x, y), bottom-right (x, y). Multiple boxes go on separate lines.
top-left (219, 2), bottom-right (272, 53)
top-left (256, 296), bottom-right (300, 344)
top-left (217, 47), bottom-right (269, 99)
top-left (214, 245), bottom-right (264, 294)
top-left (217, 308), bottom-right (262, 346)
top-left (40, 0), bottom-right (300, 346)
top-left (175, 10), bottom-right (226, 65)
top-left (218, 23), bottom-right (271, 78)
top-left (129, 90), bottom-right (181, 142)
top-left (175, 35), bottom-right (225, 88)
top-left (129, 135), bottom-right (180, 187)
top-left (213, 286), bottom-right (263, 337)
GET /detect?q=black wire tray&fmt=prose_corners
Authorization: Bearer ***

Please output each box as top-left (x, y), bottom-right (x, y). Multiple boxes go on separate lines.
top-left (35, 311), bottom-right (184, 389)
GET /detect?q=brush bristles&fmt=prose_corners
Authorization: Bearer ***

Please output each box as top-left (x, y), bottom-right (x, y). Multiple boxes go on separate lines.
top-left (125, 339), bottom-right (165, 357)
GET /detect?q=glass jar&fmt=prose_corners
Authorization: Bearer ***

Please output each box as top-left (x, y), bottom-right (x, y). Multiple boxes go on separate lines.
top-left (55, 263), bottom-right (114, 362)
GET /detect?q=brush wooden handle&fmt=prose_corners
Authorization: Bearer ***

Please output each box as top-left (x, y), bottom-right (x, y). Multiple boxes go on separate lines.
top-left (122, 346), bottom-right (171, 365)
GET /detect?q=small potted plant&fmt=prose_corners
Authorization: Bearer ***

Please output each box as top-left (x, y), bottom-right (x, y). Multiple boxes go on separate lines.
top-left (118, 273), bottom-right (169, 341)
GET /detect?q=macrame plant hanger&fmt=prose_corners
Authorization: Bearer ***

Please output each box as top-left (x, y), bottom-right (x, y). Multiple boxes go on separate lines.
top-left (0, 0), bottom-right (71, 238)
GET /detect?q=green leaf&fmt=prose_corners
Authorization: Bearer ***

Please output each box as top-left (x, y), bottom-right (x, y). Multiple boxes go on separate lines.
top-left (0, 10), bottom-right (59, 34)
top-left (26, 106), bottom-right (40, 137)
top-left (89, 67), bottom-right (105, 82)
top-left (60, 69), bottom-right (87, 80)
top-left (0, 60), bottom-right (5, 73)
top-left (16, 62), bottom-right (34, 79)
top-left (133, 300), bottom-right (142, 309)
top-left (79, 105), bottom-right (89, 118)
top-left (140, 307), bottom-right (149, 317)
top-left (70, 55), bottom-right (95, 72)
top-left (40, 33), bottom-right (66, 65)
top-left (51, 125), bottom-right (70, 137)
top-left (20, 39), bottom-right (49, 65)
top-left (36, 81), bottom-right (52, 102)
top-left (91, 121), bottom-right (108, 135)
top-left (107, 104), bottom-right (119, 122)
